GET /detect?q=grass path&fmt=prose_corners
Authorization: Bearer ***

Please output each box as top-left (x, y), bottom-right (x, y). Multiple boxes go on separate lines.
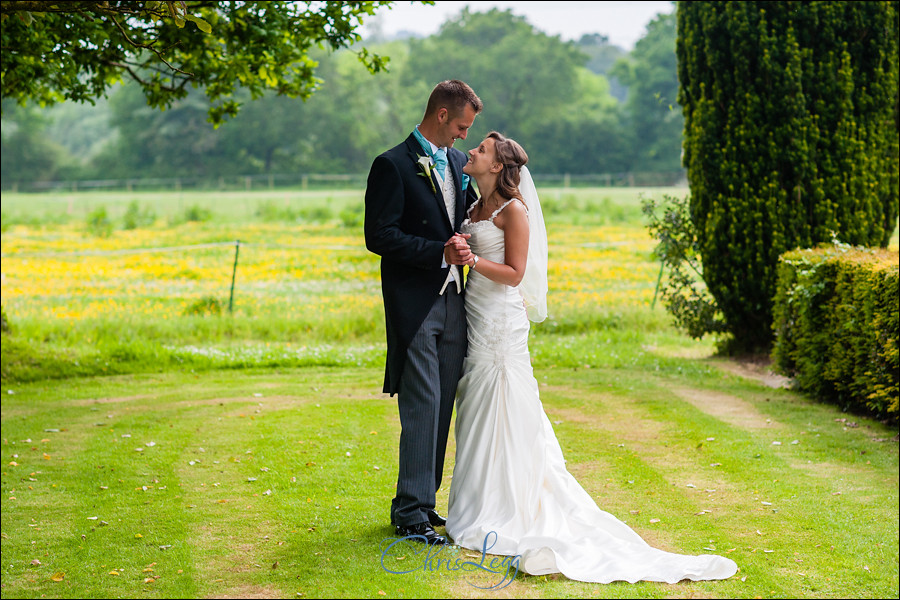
top-left (1, 358), bottom-right (897, 599)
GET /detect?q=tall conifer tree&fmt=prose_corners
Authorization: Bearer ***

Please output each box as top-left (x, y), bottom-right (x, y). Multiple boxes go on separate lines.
top-left (677, 1), bottom-right (899, 351)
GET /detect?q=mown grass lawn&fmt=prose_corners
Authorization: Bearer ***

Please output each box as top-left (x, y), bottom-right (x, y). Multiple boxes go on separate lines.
top-left (1, 360), bottom-right (897, 599)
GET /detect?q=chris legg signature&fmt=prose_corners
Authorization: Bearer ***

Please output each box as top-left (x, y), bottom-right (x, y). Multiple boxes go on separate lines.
top-left (380, 531), bottom-right (520, 590)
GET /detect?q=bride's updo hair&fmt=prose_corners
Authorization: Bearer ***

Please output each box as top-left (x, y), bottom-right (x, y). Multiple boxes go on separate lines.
top-left (486, 131), bottom-right (528, 201)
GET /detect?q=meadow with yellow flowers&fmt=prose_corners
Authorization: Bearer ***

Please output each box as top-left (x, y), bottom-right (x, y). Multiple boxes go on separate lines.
top-left (1, 186), bottom-right (687, 381)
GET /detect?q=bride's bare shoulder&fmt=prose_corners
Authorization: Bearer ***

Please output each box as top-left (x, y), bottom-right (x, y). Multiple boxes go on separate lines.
top-left (494, 198), bottom-right (528, 228)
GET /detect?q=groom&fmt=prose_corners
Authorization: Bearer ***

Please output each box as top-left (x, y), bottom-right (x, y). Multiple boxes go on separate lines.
top-left (364, 80), bottom-right (483, 545)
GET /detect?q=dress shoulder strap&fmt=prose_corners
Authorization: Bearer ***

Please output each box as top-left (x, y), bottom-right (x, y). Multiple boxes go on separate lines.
top-left (489, 199), bottom-right (517, 221)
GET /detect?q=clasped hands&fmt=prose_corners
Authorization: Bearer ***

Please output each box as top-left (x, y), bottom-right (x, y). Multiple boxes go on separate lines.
top-left (443, 232), bottom-right (473, 266)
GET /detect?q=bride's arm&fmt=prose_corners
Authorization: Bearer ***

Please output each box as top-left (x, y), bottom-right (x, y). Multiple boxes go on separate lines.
top-left (466, 201), bottom-right (529, 287)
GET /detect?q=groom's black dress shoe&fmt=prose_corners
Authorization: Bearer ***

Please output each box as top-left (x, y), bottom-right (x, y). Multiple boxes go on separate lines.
top-left (426, 509), bottom-right (447, 527)
top-left (394, 522), bottom-right (447, 545)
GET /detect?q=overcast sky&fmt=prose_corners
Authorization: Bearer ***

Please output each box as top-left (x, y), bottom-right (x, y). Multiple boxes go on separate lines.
top-left (362, 1), bottom-right (676, 49)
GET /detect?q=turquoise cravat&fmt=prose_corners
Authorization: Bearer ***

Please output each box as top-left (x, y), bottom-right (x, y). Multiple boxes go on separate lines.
top-left (433, 147), bottom-right (447, 179)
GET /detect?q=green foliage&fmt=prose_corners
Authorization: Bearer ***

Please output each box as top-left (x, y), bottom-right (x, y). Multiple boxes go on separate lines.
top-left (643, 194), bottom-right (728, 341)
top-left (184, 296), bottom-right (224, 316)
top-left (677, 1), bottom-right (900, 353)
top-left (0, 1), bottom-right (400, 125)
top-left (1, 306), bottom-right (9, 334)
top-left (1, 7), bottom-right (685, 183)
top-left (122, 200), bottom-right (157, 229)
top-left (181, 204), bottom-right (213, 223)
top-left (297, 205), bottom-right (334, 224)
top-left (339, 203), bottom-right (364, 228)
top-left (255, 200), bottom-right (298, 222)
top-left (773, 242), bottom-right (899, 423)
top-left (85, 205), bottom-right (113, 237)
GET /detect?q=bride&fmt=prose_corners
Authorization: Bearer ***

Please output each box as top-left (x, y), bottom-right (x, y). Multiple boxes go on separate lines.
top-left (445, 131), bottom-right (738, 584)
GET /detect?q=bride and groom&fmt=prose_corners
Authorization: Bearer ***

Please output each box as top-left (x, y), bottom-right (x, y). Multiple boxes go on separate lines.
top-left (364, 80), bottom-right (738, 584)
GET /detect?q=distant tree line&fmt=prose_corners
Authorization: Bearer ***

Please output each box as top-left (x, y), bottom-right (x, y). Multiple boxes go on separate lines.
top-left (1, 7), bottom-right (681, 187)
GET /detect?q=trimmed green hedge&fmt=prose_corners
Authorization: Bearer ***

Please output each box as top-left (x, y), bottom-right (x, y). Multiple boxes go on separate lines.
top-left (773, 244), bottom-right (899, 424)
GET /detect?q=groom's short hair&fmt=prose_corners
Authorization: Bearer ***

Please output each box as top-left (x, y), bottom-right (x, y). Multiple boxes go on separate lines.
top-left (424, 80), bottom-right (483, 119)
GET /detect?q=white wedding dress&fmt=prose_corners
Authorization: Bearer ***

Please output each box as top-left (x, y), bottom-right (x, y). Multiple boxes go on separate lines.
top-left (446, 196), bottom-right (738, 584)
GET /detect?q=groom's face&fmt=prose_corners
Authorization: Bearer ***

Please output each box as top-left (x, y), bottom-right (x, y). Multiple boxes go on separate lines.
top-left (436, 105), bottom-right (477, 148)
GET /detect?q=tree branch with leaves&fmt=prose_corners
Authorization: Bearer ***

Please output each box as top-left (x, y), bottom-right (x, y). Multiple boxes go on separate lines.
top-left (1, 1), bottom-right (416, 124)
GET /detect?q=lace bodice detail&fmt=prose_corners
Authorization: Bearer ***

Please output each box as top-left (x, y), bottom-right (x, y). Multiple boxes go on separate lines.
top-left (460, 199), bottom-right (517, 262)
top-left (461, 198), bottom-right (518, 228)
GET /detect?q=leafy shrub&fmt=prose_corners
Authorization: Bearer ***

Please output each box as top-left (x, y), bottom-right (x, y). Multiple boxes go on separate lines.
top-left (642, 194), bottom-right (728, 341)
top-left (122, 200), bottom-right (157, 229)
top-left (184, 296), bottom-right (224, 316)
top-left (183, 204), bottom-right (213, 223)
top-left (298, 205), bottom-right (333, 223)
top-left (85, 205), bottom-right (113, 237)
top-left (255, 200), bottom-right (299, 222)
top-left (1, 307), bottom-right (10, 334)
top-left (339, 203), bottom-right (363, 228)
top-left (773, 241), bottom-right (899, 424)
top-left (184, 296), bottom-right (223, 316)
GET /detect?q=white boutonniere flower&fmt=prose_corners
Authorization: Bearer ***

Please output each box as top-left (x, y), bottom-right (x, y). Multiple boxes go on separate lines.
top-left (415, 154), bottom-right (437, 193)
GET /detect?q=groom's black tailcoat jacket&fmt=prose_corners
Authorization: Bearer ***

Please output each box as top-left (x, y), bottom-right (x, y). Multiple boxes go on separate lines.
top-left (365, 133), bottom-right (478, 395)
